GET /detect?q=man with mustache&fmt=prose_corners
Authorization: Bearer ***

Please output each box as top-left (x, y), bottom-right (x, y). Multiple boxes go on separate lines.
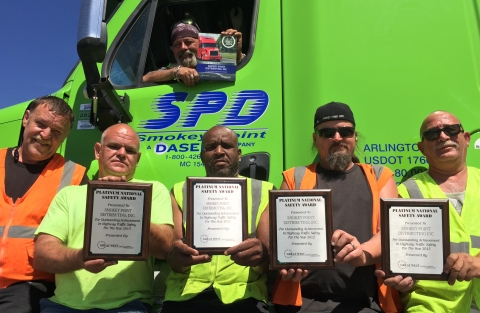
top-left (273, 102), bottom-right (402, 313)
top-left (142, 21), bottom-right (244, 86)
top-left (376, 111), bottom-right (480, 312)
top-left (0, 96), bottom-right (87, 313)
top-left (161, 126), bottom-right (274, 313)
top-left (33, 123), bottom-right (174, 313)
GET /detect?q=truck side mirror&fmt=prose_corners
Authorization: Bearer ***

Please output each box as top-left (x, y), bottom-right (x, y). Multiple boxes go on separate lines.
top-left (77, 0), bottom-right (107, 99)
top-left (76, 0), bottom-right (132, 130)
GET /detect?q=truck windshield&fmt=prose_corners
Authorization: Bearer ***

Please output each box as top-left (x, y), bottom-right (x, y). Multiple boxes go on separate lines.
top-left (200, 43), bottom-right (217, 48)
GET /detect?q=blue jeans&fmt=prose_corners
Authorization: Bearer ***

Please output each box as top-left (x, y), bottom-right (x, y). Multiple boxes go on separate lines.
top-left (40, 298), bottom-right (151, 313)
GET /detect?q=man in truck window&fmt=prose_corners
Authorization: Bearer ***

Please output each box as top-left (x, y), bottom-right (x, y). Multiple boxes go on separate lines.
top-left (0, 96), bottom-right (87, 313)
top-left (272, 102), bottom-right (402, 313)
top-left (142, 21), bottom-right (245, 86)
top-left (376, 111), bottom-right (480, 313)
top-left (33, 123), bottom-right (174, 313)
top-left (161, 126), bottom-right (273, 313)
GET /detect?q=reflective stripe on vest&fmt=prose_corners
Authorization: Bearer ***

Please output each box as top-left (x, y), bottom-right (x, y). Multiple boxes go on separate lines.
top-left (181, 179), bottom-right (263, 236)
top-left (294, 166), bottom-right (307, 190)
top-left (471, 235), bottom-right (480, 249)
top-left (249, 179), bottom-right (262, 238)
top-left (403, 178), bottom-right (471, 254)
top-left (372, 164), bottom-right (384, 179)
top-left (6, 226), bottom-right (36, 238)
top-left (182, 183), bottom-right (187, 227)
top-left (58, 160), bottom-right (79, 192)
top-left (451, 242), bottom-right (469, 254)
top-left (402, 179), bottom-right (423, 199)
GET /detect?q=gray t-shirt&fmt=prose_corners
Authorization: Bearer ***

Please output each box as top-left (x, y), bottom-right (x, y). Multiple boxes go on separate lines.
top-left (297, 164), bottom-right (380, 313)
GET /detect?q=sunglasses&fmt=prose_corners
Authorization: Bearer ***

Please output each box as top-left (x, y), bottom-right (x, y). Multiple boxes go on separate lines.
top-left (314, 127), bottom-right (355, 138)
top-left (171, 19), bottom-right (201, 32)
top-left (421, 124), bottom-right (463, 141)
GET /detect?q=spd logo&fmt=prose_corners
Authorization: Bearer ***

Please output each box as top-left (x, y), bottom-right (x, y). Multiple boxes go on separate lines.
top-left (140, 90), bottom-right (269, 130)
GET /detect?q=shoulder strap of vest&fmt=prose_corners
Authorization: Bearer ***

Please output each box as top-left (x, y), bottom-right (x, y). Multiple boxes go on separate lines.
top-left (371, 164), bottom-right (384, 181)
top-left (402, 179), bottom-right (424, 199)
top-left (57, 160), bottom-right (79, 192)
top-left (287, 163), bottom-right (317, 190)
top-left (249, 178), bottom-right (262, 238)
top-left (182, 182), bottom-right (187, 226)
top-left (293, 166), bottom-right (307, 190)
top-left (0, 148), bottom-right (6, 166)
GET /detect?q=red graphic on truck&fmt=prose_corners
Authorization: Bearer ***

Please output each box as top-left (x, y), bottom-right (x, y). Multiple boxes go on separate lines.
top-left (197, 36), bottom-right (222, 61)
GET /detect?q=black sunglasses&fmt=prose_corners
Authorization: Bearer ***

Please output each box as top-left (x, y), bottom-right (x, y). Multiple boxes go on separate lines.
top-left (314, 127), bottom-right (355, 138)
top-left (421, 124), bottom-right (464, 141)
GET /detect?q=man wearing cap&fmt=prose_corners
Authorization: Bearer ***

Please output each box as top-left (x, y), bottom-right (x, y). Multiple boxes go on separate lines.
top-left (375, 111), bottom-right (480, 313)
top-left (142, 22), bottom-right (244, 86)
top-left (272, 102), bottom-right (402, 313)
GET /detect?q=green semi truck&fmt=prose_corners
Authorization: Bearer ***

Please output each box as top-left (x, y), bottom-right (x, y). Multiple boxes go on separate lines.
top-left (1, 0), bottom-right (479, 187)
top-left (2, 0), bottom-right (480, 311)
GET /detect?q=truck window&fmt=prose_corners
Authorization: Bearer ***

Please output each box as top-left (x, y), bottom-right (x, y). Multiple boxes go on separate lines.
top-left (108, 0), bottom-right (256, 87)
top-left (109, 2), bottom-right (153, 86)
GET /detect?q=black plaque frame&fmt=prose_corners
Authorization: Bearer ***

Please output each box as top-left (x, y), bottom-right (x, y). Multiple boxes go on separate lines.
top-left (84, 181), bottom-right (152, 261)
top-left (186, 177), bottom-right (248, 254)
top-left (381, 198), bottom-right (450, 280)
top-left (269, 190), bottom-right (334, 270)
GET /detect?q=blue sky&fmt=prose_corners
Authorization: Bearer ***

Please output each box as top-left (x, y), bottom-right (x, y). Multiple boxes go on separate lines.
top-left (0, 1), bottom-right (82, 109)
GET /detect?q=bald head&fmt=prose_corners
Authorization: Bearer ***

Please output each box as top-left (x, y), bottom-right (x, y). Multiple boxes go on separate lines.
top-left (95, 123), bottom-right (141, 181)
top-left (420, 111), bottom-right (461, 138)
top-left (417, 111), bottom-right (470, 174)
top-left (200, 126), bottom-right (241, 177)
top-left (100, 124), bottom-right (140, 149)
top-left (202, 126), bottom-right (238, 147)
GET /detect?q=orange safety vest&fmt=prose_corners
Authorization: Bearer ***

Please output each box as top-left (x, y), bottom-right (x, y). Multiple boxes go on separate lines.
top-left (0, 148), bottom-right (86, 288)
top-left (272, 163), bottom-right (402, 313)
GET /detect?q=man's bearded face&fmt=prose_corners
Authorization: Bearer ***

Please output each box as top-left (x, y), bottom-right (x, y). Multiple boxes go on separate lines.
top-left (177, 49), bottom-right (198, 68)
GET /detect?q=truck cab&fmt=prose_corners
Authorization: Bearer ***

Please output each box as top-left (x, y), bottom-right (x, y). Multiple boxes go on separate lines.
top-left (198, 35), bottom-right (222, 61)
top-left (1, 0), bottom-right (480, 187)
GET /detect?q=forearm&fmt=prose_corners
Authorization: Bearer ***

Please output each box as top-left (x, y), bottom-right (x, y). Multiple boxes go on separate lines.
top-left (149, 223), bottom-right (174, 259)
top-left (34, 235), bottom-right (83, 274)
top-left (142, 68), bottom-right (175, 83)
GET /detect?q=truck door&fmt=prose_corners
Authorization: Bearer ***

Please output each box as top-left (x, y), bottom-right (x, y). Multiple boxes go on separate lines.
top-left (78, 0), bottom-right (283, 188)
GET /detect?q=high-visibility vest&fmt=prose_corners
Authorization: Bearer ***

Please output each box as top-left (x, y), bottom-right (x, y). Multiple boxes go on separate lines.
top-left (0, 148), bottom-right (86, 288)
top-left (165, 177), bottom-right (274, 304)
top-left (399, 168), bottom-right (480, 312)
top-left (272, 163), bottom-right (402, 313)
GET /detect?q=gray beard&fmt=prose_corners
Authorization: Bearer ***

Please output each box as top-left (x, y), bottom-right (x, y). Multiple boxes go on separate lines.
top-left (325, 149), bottom-right (352, 171)
top-left (177, 50), bottom-right (198, 68)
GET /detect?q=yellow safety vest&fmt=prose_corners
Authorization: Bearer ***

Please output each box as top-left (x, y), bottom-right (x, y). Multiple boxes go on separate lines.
top-left (165, 177), bottom-right (273, 304)
top-left (398, 167), bottom-right (480, 312)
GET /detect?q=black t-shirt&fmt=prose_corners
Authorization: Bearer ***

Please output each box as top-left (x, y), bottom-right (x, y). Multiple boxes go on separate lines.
top-left (4, 148), bottom-right (88, 202)
top-left (297, 164), bottom-right (380, 313)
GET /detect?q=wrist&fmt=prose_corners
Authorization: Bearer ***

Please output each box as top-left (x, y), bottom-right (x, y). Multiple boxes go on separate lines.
top-left (75, 249), bottom-right (85, 270)
top-left (237, 53), bottom-right (246, 64)
top-left (173, 65), bottom-right (181, 81)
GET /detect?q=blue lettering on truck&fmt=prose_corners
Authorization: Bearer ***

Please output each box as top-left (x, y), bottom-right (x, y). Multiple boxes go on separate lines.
top-left (140, 90), bottom-right (269, 130)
